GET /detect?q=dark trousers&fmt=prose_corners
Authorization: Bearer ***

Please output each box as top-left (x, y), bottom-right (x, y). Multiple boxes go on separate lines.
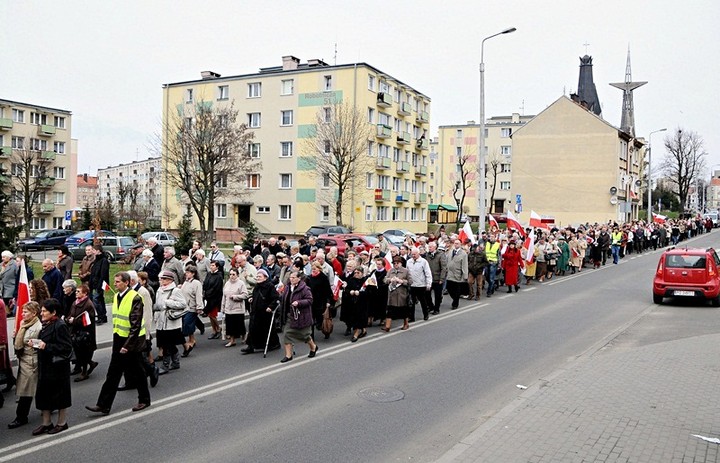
top-left (410, 287), bottom-right (430, 319)
top-left (92, 289), bottom-right (108, 322)
top-left (97, 347), bottom-right (150, 409)
top-left (446, 280), bottom-right (462, 308)
top-left (15, 396), bottom-right (33, 421)
top-left (426, 281), bottom-right (443, 312)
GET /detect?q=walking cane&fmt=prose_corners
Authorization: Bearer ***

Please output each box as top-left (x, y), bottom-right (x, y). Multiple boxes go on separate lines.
top-left (263, 305), bottom-right (278, 358)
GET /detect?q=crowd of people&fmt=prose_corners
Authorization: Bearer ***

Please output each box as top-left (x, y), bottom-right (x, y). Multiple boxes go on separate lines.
top-left (0, 214), bottom-right (710, 435)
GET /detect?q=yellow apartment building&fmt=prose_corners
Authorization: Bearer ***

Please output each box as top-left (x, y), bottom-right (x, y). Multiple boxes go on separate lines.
top-left (0, 99), bottom-right (78, 232)
top-left (511, 96), bottom-right (644, 226)
top-left (161, 56), bottom-right (431, 237)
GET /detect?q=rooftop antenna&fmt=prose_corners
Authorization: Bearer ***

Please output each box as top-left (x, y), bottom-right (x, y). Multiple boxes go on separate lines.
top-left (583, 41), bottom-right (590, 54)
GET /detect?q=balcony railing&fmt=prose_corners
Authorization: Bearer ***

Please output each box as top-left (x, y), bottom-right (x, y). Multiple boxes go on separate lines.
top-left (376, 124), bottom-right (392, 139)
top-left (414, 165), bottom-right (428, 176)
top-left (38, 177), bottom-right (55, 188)
top-left (0, 118), bottom-right (12, 130)
top-left (0, 146), bottom-right (11, 157)
top-left (38, 203), bottom-right (55, 213)
top-left (396, 161), bottom-right (410, 173)
top-left (0, 175), bottom-right (10, 184)
top-left (37, 124), bottom-right (56, 137)
top-left (415, 138), bottom-right (429, 150)
top-left (414, 192), bottom-right (427, 203)
top-left (374, 188), bottom-right (391, 201)
top-left (397, 131), bottom-right (411, 145)
top-left (416, 111), bottom-right (429, 124)
top-left (398, 102), bottom-right (412, 116)
top-left (376, 156), bottom-right (391, 169)
top-left (40, 151), bottom-right (56, 161)
top-left (395, 191), bottom-right (410, 202)
top-left (377, 92), bottom-right (392, 107)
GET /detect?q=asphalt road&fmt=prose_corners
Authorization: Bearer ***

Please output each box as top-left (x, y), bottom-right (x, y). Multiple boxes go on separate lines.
top-left (2, 231), bottom-right (720, 462)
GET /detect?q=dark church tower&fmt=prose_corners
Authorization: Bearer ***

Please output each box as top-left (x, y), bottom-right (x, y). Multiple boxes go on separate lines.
top-left (576, 55), bottom-right (602, 117)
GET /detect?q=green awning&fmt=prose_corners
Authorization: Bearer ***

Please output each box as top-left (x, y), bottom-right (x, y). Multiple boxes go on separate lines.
top-left (428, 204), bottom-right (458, 212)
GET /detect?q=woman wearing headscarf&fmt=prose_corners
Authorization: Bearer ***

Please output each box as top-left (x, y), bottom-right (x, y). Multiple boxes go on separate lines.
top-left (66, 284), bottom-right (98, 382)
top-left (7, 302), bottom-right (42, 429)
top-left (180, 265), bottom-right (204, 357)
top-left (220, 268), bottom-right (249, 348)
top-left (242, 269), bottom-right (280, 355)
top-left (343, 267), bottom-right (369, 342)
top-left (383, 257), bottom-right (411, 331)
top-left (278, 271), bottom-right (317, 363)
top-left (32, 299), bottom-right (73, 435)
top-left (306, 261), bottom-right (333, 339)
top-left (501, 240), bottom-right (523, 293)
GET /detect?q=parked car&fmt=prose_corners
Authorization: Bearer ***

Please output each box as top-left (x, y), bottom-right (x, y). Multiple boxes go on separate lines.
top-left (317, 234), bottom-right (378, 256)
top-left (64, 230), bottom-right (116, 247)
top-left (68, 236), bottom-right (137, 263)
top-left (141, 231), bottom-right (177, 247)
top-left (306, 225), bottom-right (351, 237)
top-left (703, 212), bottom-right (720, 228)
top-left (383, 229), bottom-right (417, 245)
top-left (16, 229), bottom-right (75, 251)
top-left (653, 246), bottom-right (720, 306)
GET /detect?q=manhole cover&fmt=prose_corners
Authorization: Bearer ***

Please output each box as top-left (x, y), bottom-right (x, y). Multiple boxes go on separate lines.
top-left (357, 387), bottom-right (405, 403)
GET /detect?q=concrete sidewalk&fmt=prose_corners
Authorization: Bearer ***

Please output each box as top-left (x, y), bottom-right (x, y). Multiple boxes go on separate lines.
top-left (439, 333), bottom-right (720, 462)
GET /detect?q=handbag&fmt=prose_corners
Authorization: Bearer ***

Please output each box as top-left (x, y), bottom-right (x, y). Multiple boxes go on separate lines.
top-left (321, 316), bottom-right (334, 336)
top-left (72, 330), bottom-right (90, 348)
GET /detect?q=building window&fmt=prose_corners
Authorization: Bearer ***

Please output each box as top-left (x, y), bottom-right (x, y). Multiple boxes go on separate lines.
top-left (32, 218), bottom-right (46, 230)
top-left (500, 181), bottom-right (511, 190)
top-left (322, 173), bottom-right (330, 188)
top-left (500, 163), bottom-right (511, 173)
top-left (216, 204), bottom-right (227, 218)
top-left (53, 166), bottom-right (65, 179)
top-left (54, 116), bottom-right (65, 128)
top-left (53, 217), bottom-right (64, 228)
top-left (368, 75), bottom-right (376, 91)
top-left (12, 109), bottom-right (24, 123)
top-left (256, 206), bottom-right (270, 214)
top-left (246, 174), bottom-right (260, 189)
top-left (323, 107), bottom-right (332, 123)
top-left (376, 206), bottom-right (388, 221)
top-left (501, 128), bottom-right (512, 138)
top-left (501, 145), bottom-right (512, 156)
top-left (281, 79), bottom-right (294, 95)
top-left (280, 141), bottom-right (293, 157)
top-left (30, 113), bottom-right (47, 125)
top-left (365, 205), bottom-right (373, 221)
top-left (54, 141), bottom-right (65, 154)
top-left (323, 75), bottom-right (332, 91)
top-left (248, 143), bottom-right (261, 158)
top-left (279, 173), bottom-right (292, 189)
top-left (411, 208), bottom-right (418, 221)
top-left (248, 82), bottom-right (261, 98)
top-left (323, 140), bottom-right (331, 155)
top-left (279, 205), bottom-right (292, 220)
top-left (368, 107), bottom-right (375, 124)
top-left (393, 148), bottom-right (401, 162)
top-left (215, 174), bottom-right (228, 188)
top-left (185, 89), bottom-right (194, 103)
top-left (377, 175), bottom-right (389, 189)
top-left (280, 110), bottom-right (293, 126)
top-left (378, 144), bottom-right (389, 158)
top-left (30, 138), bottom-right (47, 151)
top-left (54, 192), bottom-right (65, 205)
top-left (456, 129), bottom-right (463, 139)
top-left (248, 113), bottom-right (261, 128)
top-left (11, 136), bottom-right (24, 149)
top-left (218, 85), bottom-right (229, 100)
top-left (366, 173), bottom-right (374, 189)
top-left (392, 207), bottom-right (400, 221)
top-left (321, 206), bottom-right (330, 222)
top-left (456, 146), bottom-right (462, 157)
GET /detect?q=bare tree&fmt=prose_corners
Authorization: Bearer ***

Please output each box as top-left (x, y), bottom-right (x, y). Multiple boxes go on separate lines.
top-left (301, 101), bottom-right (374, 227)
top-left (451, 144), bottom-right (475, 230)
top-left (161, 100), bottom-right (258, 242)
top-left (659, 128), bottom-right (707, 214)
top-left (8, 146), bottom-right (55, 235)
top-left (486, 149), bottom-right (503, 213)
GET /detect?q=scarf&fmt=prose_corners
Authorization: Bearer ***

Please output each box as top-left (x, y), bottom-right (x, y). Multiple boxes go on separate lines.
top-left (42, 314), bottom-right (59, 328)
top-left (14, 315), bottom-right (39, 350)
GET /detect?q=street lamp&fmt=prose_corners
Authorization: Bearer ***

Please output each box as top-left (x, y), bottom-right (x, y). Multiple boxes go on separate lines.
top-left (478, 27), bottom-right (516, 231)
top-left (647, 128), bottom-right (667, 222)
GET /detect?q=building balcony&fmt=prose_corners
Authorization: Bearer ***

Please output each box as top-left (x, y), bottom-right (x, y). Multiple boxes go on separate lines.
top-left (0, 146), bottom-right (11, 157)
top-left (39, 151), bottom-right (56, 162)
top-left (414, 192), bottom-right (427, 203)
top-left (377, 92), bottom-right (393, 107)
top-left (38, 203), bottom-right (55, 214)
top-left (0, 175), bottom-right (10, 185)
top-left (38, 177), bottom-right (56, 188)
top-left (0, 118), bottom-right (12, 131)
top-left (396, 161), bottom-right (410, 173)
top-left (374, 188), bottom-right (391, 201)
top-left (37, 124), bottom-right (56, 137)
top-left (376, 156), bottom-right (391, 169)
top-left (416, 111), bottom-right (429, 124)
top-left (398, 102), bottom-right (412, 116)
top-left (416, 138), bottom-right (429, 150)
top-left (395, 191), bottom-right (410, 202)
top-left (397, 131), bottom-right (411, 145)
top-left (376, 124), bottom-right (392, 139)
top-left (414, 165), bottom-right (428, 177)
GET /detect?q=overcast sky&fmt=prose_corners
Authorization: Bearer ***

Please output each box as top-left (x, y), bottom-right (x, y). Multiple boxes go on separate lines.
top-left (2, 0), bottom-right (718, 176)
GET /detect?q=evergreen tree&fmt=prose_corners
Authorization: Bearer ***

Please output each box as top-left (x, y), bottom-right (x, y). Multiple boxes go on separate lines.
top-left (175, 211), bottom-right (195, 257)
top-left (81, 204), bottom-right (92, 230)
top-left (242, 220), bottom-right (259, 250)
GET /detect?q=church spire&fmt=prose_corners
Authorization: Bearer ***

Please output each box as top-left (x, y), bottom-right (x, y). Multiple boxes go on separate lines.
top-left (577, 55), bottom-right (602, 116)
top-left (609, 47), bottom-right (646, 137)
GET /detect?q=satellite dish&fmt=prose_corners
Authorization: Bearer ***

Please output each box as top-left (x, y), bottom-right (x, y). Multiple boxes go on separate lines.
top-left (610, 196), bottom-right (618, 205)
top-left (635, 180), bottom-right (642, 187)
top-left (609, 186), bottom-right (618, 195)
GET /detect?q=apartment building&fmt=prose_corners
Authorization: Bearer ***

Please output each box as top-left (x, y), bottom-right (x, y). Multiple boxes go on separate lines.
top-left (97, 157), bottom-right (161, 228)
top-left (0, 99), bottom-right (77, 230)
top-left (76, 174), bottom-right (99, 209)
top-left (161, 56), bottom-right (431, 236)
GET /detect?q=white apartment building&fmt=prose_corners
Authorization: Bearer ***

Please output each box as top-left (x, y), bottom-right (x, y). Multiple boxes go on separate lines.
top-left (98, 157), bottom-right (162, 228)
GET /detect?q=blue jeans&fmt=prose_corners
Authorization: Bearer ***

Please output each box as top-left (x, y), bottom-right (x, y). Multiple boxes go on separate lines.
top-left (611, 244), bottom-right (620, 264)
top-left (486, 263), bottom-right (498, 295)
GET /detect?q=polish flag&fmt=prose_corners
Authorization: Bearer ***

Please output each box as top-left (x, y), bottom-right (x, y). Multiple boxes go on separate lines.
top-left (653, 213), bottom-right (667, 224)
top-left (522, 232), bottom-right (536, 264)
top-left (488, 214), bottom-right (499, 231)
top-left (102, 280), bottom-right (111, 292)
top-left (81, 311), bottom-right (92, 327)
top-left (458, 220), bottom-right (476, 245)
top-left (384, 252), bottom-right (393, 271)
top-left (332, 276), bottom-right (343, 301)
top-left (14, 260), bottom-right (30, 333)
top-left (506, 211), bottom-right (526, 238)
top-left (530, 210), bottom-right (548, 229)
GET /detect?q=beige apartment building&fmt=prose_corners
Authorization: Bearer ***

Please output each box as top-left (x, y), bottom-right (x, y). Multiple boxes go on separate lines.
top-left (161, 56), bottom-right (431, 236)
top-left (77, 174), bottom-right (99, 209)
top-left (511, 96), bottom-right (644, 226)
top-left (98, 157), bottom-right (162, 229)
top-left (0, 99), bottom-right (77, 231)
top-left (432, 113), bottom-right (533, 222)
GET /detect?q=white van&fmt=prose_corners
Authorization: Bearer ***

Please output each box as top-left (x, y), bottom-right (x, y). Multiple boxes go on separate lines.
top-left (703, 211), bottom-right (720, 228)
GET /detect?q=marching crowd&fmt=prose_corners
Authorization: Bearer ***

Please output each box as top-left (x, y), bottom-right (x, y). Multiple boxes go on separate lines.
top-left (0, 214), bottom-right (710, 435)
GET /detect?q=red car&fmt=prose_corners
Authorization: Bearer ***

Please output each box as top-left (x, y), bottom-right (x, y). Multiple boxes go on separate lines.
top-left (653, 247), bottom-right (720, 306)
top-left (317, 234), bottom-right (379, 256)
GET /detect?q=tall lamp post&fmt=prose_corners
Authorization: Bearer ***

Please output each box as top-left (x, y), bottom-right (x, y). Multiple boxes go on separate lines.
top-left (647, 128), bottom-right (667, 222)
top-left (478, 27), bottom-right (516, 231)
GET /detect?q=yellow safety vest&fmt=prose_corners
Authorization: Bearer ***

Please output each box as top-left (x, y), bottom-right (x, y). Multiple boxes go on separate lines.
top-left (611, 231), bottom-right (623, 245)
top-left (113, 289), bottom-right (146, 338)
top-left (485, 242), bottom-right (500, 263)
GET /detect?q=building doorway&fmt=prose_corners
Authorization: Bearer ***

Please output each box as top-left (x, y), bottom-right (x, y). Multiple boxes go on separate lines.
top-left (237, 205), bottom-right (251, 226)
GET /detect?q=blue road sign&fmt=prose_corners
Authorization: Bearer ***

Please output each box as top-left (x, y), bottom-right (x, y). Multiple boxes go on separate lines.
top-left (516, 194), bottom-right (522, 204)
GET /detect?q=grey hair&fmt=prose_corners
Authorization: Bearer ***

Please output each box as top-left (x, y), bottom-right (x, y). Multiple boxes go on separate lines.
top-left (61, 279), bottom-right (77, 289)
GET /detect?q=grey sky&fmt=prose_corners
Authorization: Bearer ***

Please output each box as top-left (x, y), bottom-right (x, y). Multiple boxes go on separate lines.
top-left (2, 0), bottom-right (718, 176)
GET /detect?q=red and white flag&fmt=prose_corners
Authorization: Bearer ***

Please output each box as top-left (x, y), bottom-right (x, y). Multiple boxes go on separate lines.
top-left (102, 280), bottom-right (111, 292)
top-left (506, 211), bottom-right (526, 238)
top-left (14, 260), bottom-right (30, 333)
top-left (522, 232), bottom-right (536, 264)
top-left (81, 311), bottom-right (92, 327)
top-left (488, 214), bottom-right (499, 231)
top-left (653, 213), bottom-right (667, 224)
top-left (530, 210), bottom-right (548, 229)
top-left (384, 252), bottom-right (393, 271)
top-left (458, 220), bottom-right (476, 245)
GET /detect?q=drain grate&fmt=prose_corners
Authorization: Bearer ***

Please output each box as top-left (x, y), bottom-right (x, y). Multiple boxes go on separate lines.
top-left (357, 387), bottom-right (405, 403)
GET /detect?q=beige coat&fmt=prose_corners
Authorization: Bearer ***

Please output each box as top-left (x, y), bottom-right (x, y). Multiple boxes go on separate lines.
top-left (15, 319), bottom-right (42, 397)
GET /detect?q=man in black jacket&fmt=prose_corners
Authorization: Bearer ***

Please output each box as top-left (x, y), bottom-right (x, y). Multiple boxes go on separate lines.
top-left (90, 245), bottom-right (110, 324)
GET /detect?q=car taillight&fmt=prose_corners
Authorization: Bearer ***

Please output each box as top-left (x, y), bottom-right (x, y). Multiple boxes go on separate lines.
top-left (118, 246), bottom-right (125, 254)
top-left (709, 260), bottom-right (716, 277)
top-left (656, 260), bottom-right (664, 276)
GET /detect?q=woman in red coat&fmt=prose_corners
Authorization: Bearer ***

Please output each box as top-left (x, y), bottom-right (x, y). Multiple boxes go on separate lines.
top-left (501, 241), bottom-right (523, 293)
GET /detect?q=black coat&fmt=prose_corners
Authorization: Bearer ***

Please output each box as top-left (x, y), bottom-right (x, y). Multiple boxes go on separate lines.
top-left (90, 253), bottom-right (110, 292)
top-left (36, 318), bottom-right (73, 410)
top-left (306, 271), bottom-right (333, 323)
top-left (248, 280), bottom-right (280, 349)
top-left (203, 271), bottom-right (224, 313)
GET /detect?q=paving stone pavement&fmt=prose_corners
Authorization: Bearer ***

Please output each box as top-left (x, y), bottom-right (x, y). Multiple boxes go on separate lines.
top-left (441, 333), bottom-right (720, 463)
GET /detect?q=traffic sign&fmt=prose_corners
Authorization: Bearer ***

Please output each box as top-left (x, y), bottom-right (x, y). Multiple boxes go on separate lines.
top-left (65, 210), bottom-right (73, 221)
top-left (516, 194), bottom-right (522, 204)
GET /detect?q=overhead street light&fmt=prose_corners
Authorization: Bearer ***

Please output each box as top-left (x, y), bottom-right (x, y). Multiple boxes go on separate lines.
top-left (647, 128), bottom-right (667, 222)
top-left (478, 27), bottom-right (516, 231)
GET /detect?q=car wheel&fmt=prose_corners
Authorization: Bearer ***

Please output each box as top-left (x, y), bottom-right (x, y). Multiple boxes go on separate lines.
top-left (712, 295), bottom-right (720, 307)
top-left (652, 294), bottom-right (663, 304)
top-left (105, 251), bottom-right (114, 262)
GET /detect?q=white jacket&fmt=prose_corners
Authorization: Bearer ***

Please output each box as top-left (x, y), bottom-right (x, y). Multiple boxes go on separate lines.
top-left (153, 282), bottom-right (188, 331)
